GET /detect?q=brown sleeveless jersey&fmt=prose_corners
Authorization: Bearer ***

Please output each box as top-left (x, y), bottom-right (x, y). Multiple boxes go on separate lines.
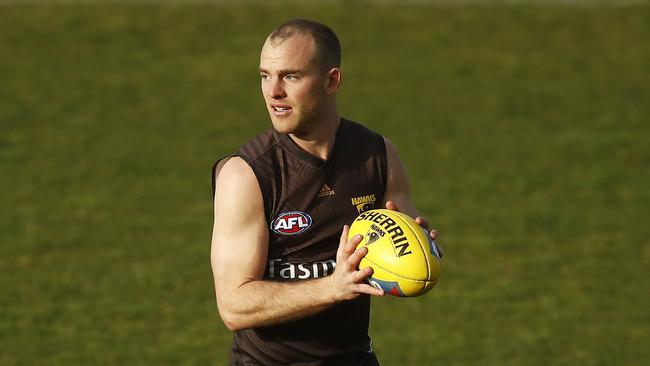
top-left (214, 118), bottom-right (387, 365)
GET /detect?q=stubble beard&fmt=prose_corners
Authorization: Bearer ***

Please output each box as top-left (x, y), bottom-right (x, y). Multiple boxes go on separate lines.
top-left (271, 104), bottom-right (321, 138)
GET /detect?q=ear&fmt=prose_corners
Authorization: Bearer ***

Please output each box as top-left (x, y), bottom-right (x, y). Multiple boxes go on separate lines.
top-left (325, 67), bottom-right (341, 94)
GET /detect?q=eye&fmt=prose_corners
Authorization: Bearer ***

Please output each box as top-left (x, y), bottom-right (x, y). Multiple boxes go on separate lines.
top-left (285, 74), bottom-right (298, 81)
top-left (260, 73), bottom-right (270, 81)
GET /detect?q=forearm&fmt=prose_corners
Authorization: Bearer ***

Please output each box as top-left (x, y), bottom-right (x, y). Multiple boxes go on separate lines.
top-left (217, 276), bottom-right (336, 331)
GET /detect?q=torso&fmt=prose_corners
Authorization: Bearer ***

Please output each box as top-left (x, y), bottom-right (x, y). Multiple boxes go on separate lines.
top-left (217, 118), bottom-right (387, 365)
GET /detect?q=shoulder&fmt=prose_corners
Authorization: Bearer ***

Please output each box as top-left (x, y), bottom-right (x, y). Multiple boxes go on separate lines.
top-left (383, 136), bottom-right (397, 155)
top-left (215, 157), bottom-right (262, 204)
top-left (213, 157), bottom-right (267, 225)
top-left (340, 118), bottom-right (386, 157)
top-left (236, 128), bottom-right (281, 164)
top-left (219, 156), bottom-right (253, 178)
top-left (342, 118), bottom-right (383, 139)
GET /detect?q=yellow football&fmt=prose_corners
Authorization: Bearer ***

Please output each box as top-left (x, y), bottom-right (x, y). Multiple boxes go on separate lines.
top-left (349, 209), bottom-right (441, 297)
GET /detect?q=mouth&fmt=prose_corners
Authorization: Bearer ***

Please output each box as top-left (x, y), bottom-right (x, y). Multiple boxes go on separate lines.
top-left (271, 104), bottom-right (293, 117)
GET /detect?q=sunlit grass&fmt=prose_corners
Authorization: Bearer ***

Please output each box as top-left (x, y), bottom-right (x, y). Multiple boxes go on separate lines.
top-left (1, 3), bottom-right (649, 365)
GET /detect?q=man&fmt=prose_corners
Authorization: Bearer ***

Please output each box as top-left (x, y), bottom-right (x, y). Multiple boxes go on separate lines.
top-left (211, 19), bottom-right (441, 365)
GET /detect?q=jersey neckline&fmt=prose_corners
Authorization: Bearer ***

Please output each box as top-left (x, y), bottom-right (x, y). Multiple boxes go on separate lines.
top-left (275, 118), bottom-right (347, 168)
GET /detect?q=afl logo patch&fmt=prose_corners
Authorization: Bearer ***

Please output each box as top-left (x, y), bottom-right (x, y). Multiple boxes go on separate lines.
top-left (271, 211), bottom-right (312, 235)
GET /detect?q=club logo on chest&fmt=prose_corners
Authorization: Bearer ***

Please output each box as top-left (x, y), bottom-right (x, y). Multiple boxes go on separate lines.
top-left (351, 194), bottom-right (377, 213)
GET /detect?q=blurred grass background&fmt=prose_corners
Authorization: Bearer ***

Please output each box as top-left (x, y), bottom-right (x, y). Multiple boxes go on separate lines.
top-left (1, 1), bottom-right (649, 365)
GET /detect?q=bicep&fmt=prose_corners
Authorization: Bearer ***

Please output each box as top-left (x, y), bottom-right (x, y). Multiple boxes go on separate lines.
top-left (211, 157), bottom-right (269, 297)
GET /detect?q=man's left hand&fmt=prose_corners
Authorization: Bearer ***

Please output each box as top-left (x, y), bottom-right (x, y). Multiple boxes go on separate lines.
top-left (385, 200), bottom-right (443, 258)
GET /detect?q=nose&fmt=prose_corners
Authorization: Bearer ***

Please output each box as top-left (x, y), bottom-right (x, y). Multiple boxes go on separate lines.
top-left (268, 79), bottom-right (286, 100)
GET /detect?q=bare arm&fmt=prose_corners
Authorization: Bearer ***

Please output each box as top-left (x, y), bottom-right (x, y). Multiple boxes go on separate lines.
top-left (383, 137), bottom-right (442, 255)
top-left (211, 157), bottom-right (383, 331)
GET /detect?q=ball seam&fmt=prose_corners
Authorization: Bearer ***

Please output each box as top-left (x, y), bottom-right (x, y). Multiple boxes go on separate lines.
top-left (362, 256), bottom-right (437, 284)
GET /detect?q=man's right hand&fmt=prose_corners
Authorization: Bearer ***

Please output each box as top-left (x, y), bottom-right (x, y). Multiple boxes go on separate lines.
top-left (328, 225), bottom-right (385, 301)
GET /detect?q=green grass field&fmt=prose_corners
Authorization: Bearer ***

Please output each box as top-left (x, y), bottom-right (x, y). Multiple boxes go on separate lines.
top-left (2, 1), bottom-right (649, 365)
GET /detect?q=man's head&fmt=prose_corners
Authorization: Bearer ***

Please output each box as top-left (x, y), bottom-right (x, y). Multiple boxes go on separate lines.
top-left (259, 19), bottom-right (342, 136)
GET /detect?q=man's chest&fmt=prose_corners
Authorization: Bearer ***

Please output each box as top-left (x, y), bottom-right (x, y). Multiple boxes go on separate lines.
top-left (265, 167), bottom-right (383, 272)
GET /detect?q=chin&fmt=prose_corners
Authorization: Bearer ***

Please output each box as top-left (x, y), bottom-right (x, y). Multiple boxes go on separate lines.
top-left (271, 116), bottom-right (299, 134)
top-left (270, 118), bottom-right (298, 135)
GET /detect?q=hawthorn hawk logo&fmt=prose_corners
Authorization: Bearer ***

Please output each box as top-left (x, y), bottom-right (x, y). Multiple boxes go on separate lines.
top-left (351, 194), bottom-right (377, 213)
top-left (365, 230), bottom-right (382, 245)
top-left (271, 211), bottom-right (313, 235)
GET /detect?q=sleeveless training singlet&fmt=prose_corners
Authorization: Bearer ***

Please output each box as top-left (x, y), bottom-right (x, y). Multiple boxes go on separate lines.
top-left (214, 118), bottom-right (387, 365)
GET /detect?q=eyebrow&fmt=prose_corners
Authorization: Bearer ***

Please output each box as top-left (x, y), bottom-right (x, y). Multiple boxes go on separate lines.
top-left (258, 68), bottom-right (303, 75)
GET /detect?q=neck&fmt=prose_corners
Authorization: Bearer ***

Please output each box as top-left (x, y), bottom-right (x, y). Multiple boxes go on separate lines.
top-left (290, 108), bottom-right (340, 161)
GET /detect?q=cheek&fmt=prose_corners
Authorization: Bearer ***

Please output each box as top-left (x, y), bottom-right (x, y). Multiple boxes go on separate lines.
top-left (296, 85), bottom-right (322, 106)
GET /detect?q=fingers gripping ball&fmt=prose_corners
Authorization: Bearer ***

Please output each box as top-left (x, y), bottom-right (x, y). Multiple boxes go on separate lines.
top-left (349, 209), bottom-right (441, 297)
